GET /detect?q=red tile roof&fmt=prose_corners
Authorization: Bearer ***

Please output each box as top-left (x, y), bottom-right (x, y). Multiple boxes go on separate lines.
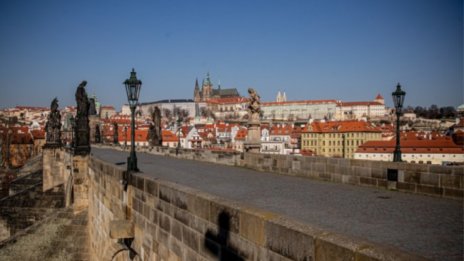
top-left (162, 130), bottom-right (179, 142)
top-left (207, 97), bottom-right (248, 104)
top-left (262, 99), bottom-right (338, 106)
top-left (357, 137), bottom-right (464, 154)
top-left (234, 128), bottom-right (248, 141)
top-left (305, 120), bottom-right (381, 133)
top-left (375, 94), bottom-right (384, 100)
top-left (339, 101), bottom-right (383, 107)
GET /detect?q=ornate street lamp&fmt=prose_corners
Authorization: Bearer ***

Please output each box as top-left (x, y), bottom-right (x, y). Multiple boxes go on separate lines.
top-left (176, 116), bottom-right (182, 155)
top-left (124, 68), bottom-right (142, 172)
top-left (392, 83), bottom-right (406, 162)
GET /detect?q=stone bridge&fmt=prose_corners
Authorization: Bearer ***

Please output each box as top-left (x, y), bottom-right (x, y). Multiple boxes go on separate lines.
top-left (42, 145), bottom-right (463, 261)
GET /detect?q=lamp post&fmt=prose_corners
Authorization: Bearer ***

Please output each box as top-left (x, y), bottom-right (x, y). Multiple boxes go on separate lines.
top-left (124, 68), bottom-right (142, 172)
top-left (392, 83), bottom-right (406, 162)
top-left (176, 116), bottom-right (181, 155)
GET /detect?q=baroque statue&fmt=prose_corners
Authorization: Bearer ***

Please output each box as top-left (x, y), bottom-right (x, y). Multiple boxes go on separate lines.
top-left (148, 106), bottom-right (162, 146)
top-left (95, 124), bottom-right (101, 143)
top-left (45, 97), bottom-right (62, 147)
top-left (247, 88), bottom-right (261, 123)
top-left (113, 122), bottom-right (119, 145)
top-left (73, 81), bottom-right (91, 155)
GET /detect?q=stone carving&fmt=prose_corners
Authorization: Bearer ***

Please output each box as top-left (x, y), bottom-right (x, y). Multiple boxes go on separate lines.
top-left (95, 124), bottom-right (101, 143)
top-left (245, 88), bottom-right (261, 152)
top-left (247, 88), bottom-right (261, 123)
top-left (73, 81), bottom-right (91, 155)
top-left (113, 122), bottom-right (119, 145)
top-left (45, 98), bottom-right (62, 147)
top-left (88, 97), bottom-right (97, 115)
top-left (148, 106), bottom-right (162, 146)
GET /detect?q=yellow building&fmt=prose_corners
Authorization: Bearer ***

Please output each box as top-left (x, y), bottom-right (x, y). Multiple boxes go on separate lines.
top-left (301, 120), bottom-right (382, 158)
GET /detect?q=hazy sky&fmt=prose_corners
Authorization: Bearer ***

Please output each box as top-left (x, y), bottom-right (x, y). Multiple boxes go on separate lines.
top-left (0, 0), bottom-right (462, 110)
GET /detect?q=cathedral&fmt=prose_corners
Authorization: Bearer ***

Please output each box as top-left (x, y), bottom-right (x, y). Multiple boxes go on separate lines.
top-left (194, 73), bottom-right (240, 102)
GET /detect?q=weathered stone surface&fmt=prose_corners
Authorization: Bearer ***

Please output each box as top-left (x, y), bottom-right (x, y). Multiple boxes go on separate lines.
top-left (109, 220), bottom-right (134, 239)
top-left (265, 218), bottom-right (318, 260)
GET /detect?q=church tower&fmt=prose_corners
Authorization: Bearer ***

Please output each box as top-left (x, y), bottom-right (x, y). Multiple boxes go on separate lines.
top-left (194, 78), bottom-right (201, 102)
top-left (201, 72), bottom-right (213, 101)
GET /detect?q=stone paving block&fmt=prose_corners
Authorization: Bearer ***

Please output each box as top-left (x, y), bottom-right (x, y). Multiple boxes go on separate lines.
top-left (355, 244), bottom-right (429, 261)
top-left (145, 178), bottom-right (158, 196)
top-left (182, 226), bottom-right (200, 252)
top-left (419, 173), bottom-right (439, 186)
top-left (428, 165), bottom-right (452, 175)
top-left (452, 166), bottom-right (463, 176)
top-left (417, 184), bottom-right (443, 196)
top-left (315, 233), bottom-right (360, 261)
top-left (265, 218), bottom-right (319, 260)
top-left (360, 177), bottom-right (377, 186)
top-left (171, 219), bottom-right (183, 241)
top-left (209, 200), bottom-right (240, 234)
top-left (443, 188), bottom-right (464, 199)
top-left (440, 174), bottom-right (462, 189)
top-left (354, 166), bottom-right (372, 178)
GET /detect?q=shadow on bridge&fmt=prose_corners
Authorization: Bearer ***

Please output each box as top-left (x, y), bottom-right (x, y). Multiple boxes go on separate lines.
top-left (204, 211), bottom-right (244, 261)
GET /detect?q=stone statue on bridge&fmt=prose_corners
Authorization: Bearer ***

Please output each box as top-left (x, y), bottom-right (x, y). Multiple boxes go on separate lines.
top-left (94, 124), bottom-right (101, 144)
top-left (45, 97), bottom-right (62, 148)
top-left (113, 122), bottom-right (119, 145)
top-left (247, 88), bottom-right (261, 123)
top-left (148, 106), bottom-right (162, 146)
top-left (73, 81), bottom-right (91, 155)
top-left (245, 88), bottom-right (261, 152)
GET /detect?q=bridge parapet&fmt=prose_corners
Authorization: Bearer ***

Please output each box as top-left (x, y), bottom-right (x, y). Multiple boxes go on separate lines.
top-left (94, 144), bottom-right (463, 199)
top-left (87, 155), bottom-right (428, 261)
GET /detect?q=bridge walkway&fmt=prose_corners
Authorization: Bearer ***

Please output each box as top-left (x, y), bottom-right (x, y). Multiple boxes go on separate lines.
top-left (92, 148), bottom-right (463, 261)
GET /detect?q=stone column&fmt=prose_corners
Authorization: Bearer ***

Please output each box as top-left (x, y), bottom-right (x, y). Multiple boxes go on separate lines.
top-left (72, 154), bottom-right (89, 212)
top-left (42, 147), bottom-right (66, 191)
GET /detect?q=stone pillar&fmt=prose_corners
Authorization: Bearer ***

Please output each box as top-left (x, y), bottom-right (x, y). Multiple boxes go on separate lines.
top-left (72, 154), bottom-right (89, 212)
top-left (42, 147), bottom-right (66, 191)
top-left (244, 123), bottom-right (261, 153)
top-left (89, 115), bottom-right (99, 144)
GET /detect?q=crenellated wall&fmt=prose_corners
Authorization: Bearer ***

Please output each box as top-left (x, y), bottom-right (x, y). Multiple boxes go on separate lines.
top-left (87, 156), bottom-right (428, 261)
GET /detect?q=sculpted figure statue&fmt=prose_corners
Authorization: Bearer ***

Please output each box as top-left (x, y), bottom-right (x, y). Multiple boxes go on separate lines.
top-left (74, 81), bottom-right (91, 154)
top-left (148, 106), bottom-right (162, 146)
top-left (113, 122), bottom-right (119, 145)
top-left (247, 88), bottom-right (261, 122)
top-left (45, 97), bottom-right (62, 146)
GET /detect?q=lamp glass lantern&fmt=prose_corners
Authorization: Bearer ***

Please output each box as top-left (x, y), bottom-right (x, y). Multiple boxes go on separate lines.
top-left (392, 83), bottom-right (406, 111)
top-left (124, 68), bottom-right (142, 108)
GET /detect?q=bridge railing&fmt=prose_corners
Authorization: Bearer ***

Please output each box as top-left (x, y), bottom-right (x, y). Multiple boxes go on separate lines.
top-left (88, 156), bottom-right (428, 261)
top-left (93, 144), bottom-right (463, 200)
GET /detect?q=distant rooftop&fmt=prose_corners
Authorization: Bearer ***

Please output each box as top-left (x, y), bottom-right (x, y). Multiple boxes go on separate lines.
top-left (138, 99), bottom-right (194, 106)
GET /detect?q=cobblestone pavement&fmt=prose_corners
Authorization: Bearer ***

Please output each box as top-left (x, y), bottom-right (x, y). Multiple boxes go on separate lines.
top-left (92, 148), bottom-right (463, 261)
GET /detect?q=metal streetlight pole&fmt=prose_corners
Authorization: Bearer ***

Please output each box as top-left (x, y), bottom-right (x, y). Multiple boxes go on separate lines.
top-left (124, 68), bottom-right (142, 172)
top-left (392, 83), bottom-right (406, 162)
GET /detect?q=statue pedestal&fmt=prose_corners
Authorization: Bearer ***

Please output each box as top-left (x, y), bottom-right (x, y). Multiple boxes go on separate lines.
top-left (245, 121), bottom-right (261, 153)
top-left (43, 142), bottom-right (62, 149)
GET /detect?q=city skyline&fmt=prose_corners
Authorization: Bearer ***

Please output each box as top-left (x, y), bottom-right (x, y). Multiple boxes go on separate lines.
top-left (0, 0), bottom-right (462, 110)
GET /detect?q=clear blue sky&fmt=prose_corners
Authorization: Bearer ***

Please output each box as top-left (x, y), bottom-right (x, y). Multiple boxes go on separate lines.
top-left (0, 0), bottom-right (462, 110)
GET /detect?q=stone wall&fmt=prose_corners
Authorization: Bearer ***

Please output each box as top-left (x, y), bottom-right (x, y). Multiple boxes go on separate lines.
top-left (242, 153), bottom-right (463, 199)
top-left (95, 144), bottom-right (464, 199)
top-left (87, 156), bottom-right (427, 261)
top-left (42, 147), bottom-right (68, 191)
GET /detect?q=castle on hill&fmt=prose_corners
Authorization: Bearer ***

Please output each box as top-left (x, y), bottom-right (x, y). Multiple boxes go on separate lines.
top-left (193, 73), bottom-right (240, 102)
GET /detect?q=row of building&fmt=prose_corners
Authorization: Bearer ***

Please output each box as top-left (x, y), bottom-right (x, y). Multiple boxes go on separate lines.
top-left (121, 73), bottom-right (389, 122)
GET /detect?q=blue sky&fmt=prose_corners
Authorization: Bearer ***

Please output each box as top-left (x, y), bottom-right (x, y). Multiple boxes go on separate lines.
top-left (0, 0), bottom-right (462, 110)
